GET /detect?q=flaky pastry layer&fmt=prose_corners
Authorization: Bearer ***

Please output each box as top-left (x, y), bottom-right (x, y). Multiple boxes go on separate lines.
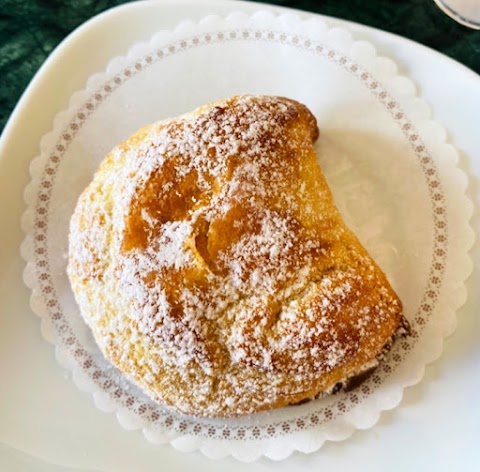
top-left (68, 96), bottom-right (406, 417)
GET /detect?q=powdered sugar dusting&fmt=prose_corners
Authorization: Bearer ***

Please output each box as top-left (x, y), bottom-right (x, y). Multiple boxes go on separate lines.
top-left (68, 95), bottom-right (405, 417)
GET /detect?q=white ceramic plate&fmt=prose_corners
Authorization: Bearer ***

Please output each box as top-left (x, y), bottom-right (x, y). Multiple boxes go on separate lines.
top-left (1, 1), bottom-right (479, 471)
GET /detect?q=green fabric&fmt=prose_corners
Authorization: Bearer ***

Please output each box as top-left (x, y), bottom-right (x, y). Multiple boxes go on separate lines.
top-left (1, 0), bottom-right (479, 132)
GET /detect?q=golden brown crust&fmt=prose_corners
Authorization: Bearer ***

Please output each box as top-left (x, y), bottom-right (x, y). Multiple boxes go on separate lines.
top-left (68, 95), bottom-right (405, 417)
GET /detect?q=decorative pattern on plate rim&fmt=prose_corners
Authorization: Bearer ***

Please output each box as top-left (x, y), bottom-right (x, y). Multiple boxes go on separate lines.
top-left (22, 12), bottom-right (473, 460)
top-left (29, 25), bottom-right (446, 436)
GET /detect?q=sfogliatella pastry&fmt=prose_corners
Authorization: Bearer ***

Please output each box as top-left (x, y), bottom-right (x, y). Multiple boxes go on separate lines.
top-left (68, 95), bottom-right (409, 417)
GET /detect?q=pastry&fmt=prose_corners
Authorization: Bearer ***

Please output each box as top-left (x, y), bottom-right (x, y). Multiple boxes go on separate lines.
top-left (68, 95), bottom-right (409, 417)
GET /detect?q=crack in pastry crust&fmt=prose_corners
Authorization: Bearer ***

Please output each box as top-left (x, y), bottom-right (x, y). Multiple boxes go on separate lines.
top-left (68, 95), bottom-right (407, 417)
